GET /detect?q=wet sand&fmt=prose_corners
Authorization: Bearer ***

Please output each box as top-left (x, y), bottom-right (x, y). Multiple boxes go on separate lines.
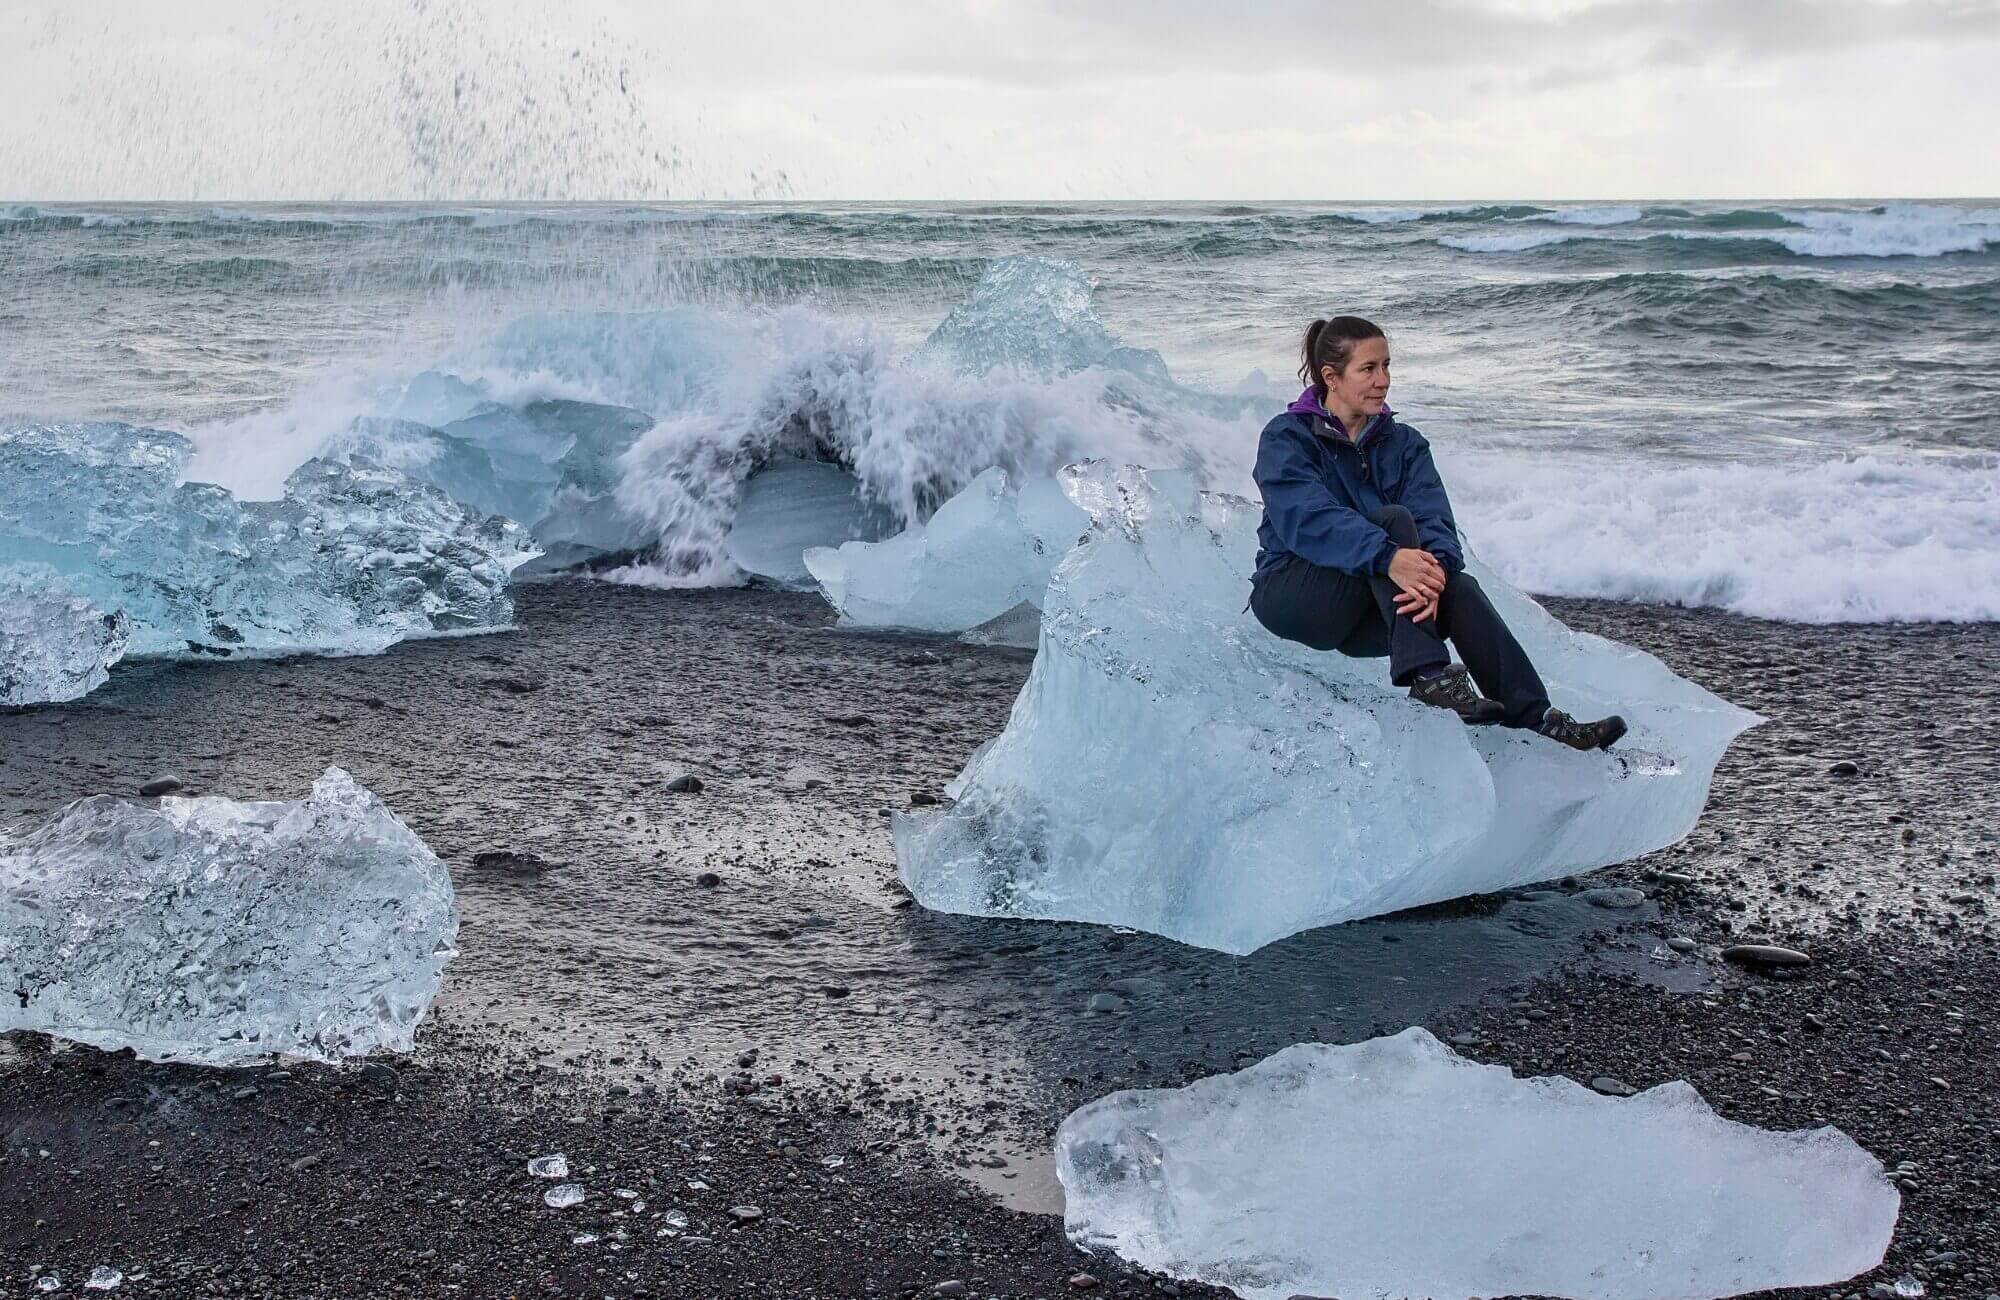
top-left (3, 582), bottom-right (1996, 1298)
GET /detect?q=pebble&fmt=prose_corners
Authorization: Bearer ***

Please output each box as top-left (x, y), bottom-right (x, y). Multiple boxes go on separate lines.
top-left (1721, 943), bottom-right (1812, 968)
top-left (695, 872), bottom-right (722, 888)
top-left (1449, 1032), bottom-right (1481, 1046)
top-left (1828, 760), bottom-right (1861, 777)
top-left (1068, 1273), bottom-right (1100, 1291)
top-left (470, 850), bottom-right (558, 875)
top-left (667, 775), bottom-right (705, 794)
top-left (1577, 887), bottom-right (1647, 909)
top-left (288, 1153), bottom-right (323, 1173)
top-left (1590, 1076), bottom-right (1639, 1097)
top-left (1086, 993), bottom-right (1126, 1014)
top-left (933, 1283), bottom-right (968, 1298)
top-left (1666, 937), bottom-right (1698, 953)
top-left (910, 792), bottom-right (940, 806)
top-left (138, 775), bottom-right (184, 797)
top-left (727, 1205), bottom-right (765, 1222)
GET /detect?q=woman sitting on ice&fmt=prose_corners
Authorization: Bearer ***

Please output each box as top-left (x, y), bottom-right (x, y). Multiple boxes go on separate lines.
top-left (1249, 314), bottom-right (1625, 751)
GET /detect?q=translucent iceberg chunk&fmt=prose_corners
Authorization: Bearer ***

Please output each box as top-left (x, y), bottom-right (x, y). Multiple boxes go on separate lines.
top-left (895, 464), bottom-right (1760, 954)
top-left (1056, 1029), bottom-right (1898, 1300)
top-left (0, 767), bottom-right (458, 1065)
top-left (1, 573), bottom-right (129, 705)
top-left (329, 400), bottom-right (655, 561)
top-left (0, 423), bottom-right (535, 662)
top-left (922, 256), bottom-right (1171, 383)
top-left (724, 459), bottom-right (899, 588)
top-left (804, 468), bottom-right (1086, 643)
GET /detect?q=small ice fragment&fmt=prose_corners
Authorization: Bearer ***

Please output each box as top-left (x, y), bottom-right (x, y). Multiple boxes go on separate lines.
top-left (630, 1200), bottom-right (646, 1213)
top-left (663, 1209), bottom-right (689, 1229)
top-left (571, 1233), bottom-right (599, 1245)
top-left (820, 1155), bottom-right (846, 1169)
top-left (1891, 1276), bottom-right (1926, 1298)
top-left (36, 1277), bottom-right (59, 1294)
top-left (686, 1179), bottom-right (708, 1191)
top-left (543, 1184), bottom-right (585, 1209)
top-left (528, 1154), bottom-right (570, 1179)
top-left (613, 1187), bottom-right (638, 1199)
top-left (0, 575), bottom-right (129, 706)
top-left (1057, 1028), bottom-right (1898, 1300)
top-left (86, 1267), bottom-right (123, 1291)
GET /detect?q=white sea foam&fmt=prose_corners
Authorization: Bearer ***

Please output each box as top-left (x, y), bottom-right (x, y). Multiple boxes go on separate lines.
top-left (1770, 202), bottom-right (2000, 258)
top-left (1448, 448), bottom-right (2000, 623)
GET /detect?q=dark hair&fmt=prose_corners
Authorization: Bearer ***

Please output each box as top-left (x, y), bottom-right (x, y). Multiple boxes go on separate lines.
top-left (1299, 315), bottom-right (1387, 401)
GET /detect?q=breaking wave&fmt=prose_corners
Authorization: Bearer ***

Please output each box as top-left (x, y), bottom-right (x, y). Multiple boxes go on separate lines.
top-left (53, 246), bottom-right (2000, 624)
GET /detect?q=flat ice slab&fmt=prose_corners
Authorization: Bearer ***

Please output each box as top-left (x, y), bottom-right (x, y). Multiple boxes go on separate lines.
top-left (895, 463), bottom-right (1760, 954)
top-left (0, 768), bottom-right (458, 1065)
top-left (805, 467), bottom-right (1085, 643)
top-left (1, 575), bottom-right (129, 705)
top-left (1057, 1029), bottom-right (1898, 1300)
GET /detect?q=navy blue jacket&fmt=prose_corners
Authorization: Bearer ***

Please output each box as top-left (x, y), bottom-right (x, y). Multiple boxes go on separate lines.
top-left (1252, 400), bottom-right (1465, 581)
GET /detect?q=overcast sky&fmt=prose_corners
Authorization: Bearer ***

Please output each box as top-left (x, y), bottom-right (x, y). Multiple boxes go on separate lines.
top-left (4, 0), bottom-right (1997, 200)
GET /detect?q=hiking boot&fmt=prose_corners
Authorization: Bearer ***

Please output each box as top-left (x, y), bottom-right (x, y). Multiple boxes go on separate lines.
top-left (1408, 664), bottom-right (1506, 725)
top-left (1538, 707), bottom-right (1628, 751)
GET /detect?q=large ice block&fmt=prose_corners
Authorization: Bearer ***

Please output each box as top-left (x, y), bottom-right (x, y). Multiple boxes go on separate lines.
top-left (803, 468), bottom-right (1086, 643)
top-left (0, 768), bottom-right (458, 1065)
top-left (894, 463), bottom-right (1760, 954)
top-left (0, 423), bottom-right (536, 663)
top-left (723, 458), bottom-right (900, 588)
top-left (0, 573), bottom-right (130, 706)
top-left (1056, 1029), bottom-right (1897, 1300)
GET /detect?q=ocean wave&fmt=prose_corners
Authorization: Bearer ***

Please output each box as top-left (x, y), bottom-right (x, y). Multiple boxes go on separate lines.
top-left (1442, 203), bottom-right (2000, 259)
top-left (1541, 206), bottom-right (1643, 226)
top-left (1450, 448), bottom-right (2000, 623)
top-left (1439, 231), bottom-right (1580, 253)
top-left (184, 257), bottom-right (1261, 584)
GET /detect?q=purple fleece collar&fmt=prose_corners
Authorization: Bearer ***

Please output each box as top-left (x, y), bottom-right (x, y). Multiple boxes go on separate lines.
top-left (1288, 387), bottom-right (1392, 427)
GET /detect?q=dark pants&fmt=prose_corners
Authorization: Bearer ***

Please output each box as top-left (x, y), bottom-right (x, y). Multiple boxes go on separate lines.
top-left (1250, 505), bottom-right (1551, 728)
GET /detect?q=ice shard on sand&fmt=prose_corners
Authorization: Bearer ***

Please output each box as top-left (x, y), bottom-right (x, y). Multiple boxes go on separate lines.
top-left (0, 768), bottom-right (458, 1065)
top-left (1056, 1029), bottom-right (1898, 1300)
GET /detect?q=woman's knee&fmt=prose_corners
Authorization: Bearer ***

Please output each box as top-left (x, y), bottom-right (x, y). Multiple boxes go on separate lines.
top-left (1368, 503), bottom-right (1418, 546)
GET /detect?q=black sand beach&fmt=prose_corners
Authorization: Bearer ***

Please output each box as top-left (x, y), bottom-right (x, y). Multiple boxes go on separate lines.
top-left (3, 582), bottom-right (1996, 1298)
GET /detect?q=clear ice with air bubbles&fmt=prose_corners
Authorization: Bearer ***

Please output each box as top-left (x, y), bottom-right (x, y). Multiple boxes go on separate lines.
top-left (0, 573), bottom-right (130, 705)
top-left (0, 767), bottom-right (458, 1065)
top-left (1056, 1029), bottom-right (1899, 1300)
top-left (895, 463), bottom-right (1761, 954)
top-left (0, 422), bottom-right (536, 677)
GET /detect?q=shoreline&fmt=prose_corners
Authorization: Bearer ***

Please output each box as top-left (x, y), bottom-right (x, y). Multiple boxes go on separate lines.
top-left (4, 582), bottom-right (1996, 1297)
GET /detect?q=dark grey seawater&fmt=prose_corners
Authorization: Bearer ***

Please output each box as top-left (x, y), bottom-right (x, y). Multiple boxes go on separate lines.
top-left (2, 198), bottom-right (1997, 622)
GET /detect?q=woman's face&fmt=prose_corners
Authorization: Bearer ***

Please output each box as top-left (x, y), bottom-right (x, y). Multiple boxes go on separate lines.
top-left (1321, 337), bottom-right (1391, 417)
